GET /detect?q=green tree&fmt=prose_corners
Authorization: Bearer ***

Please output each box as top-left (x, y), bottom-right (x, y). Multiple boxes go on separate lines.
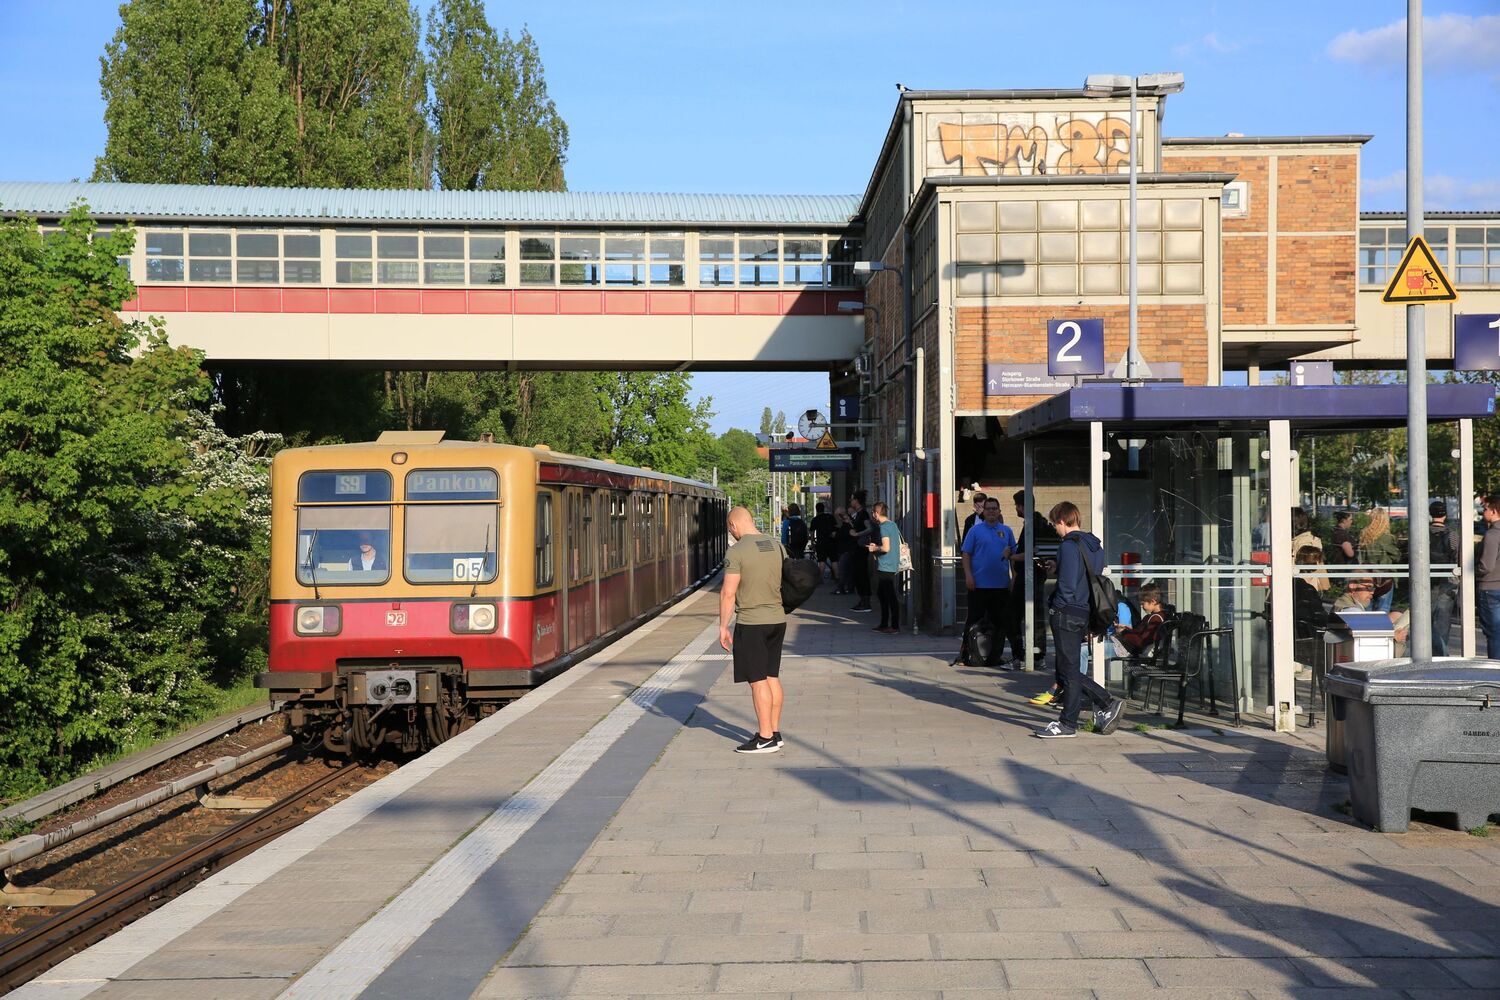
top-left (427, 3), bottom-right (568, 191)
top-left (759, 407), bottom-right (774, 435)
top-left (94, 0), bottom-right (295, 185)
top-left (0, 210), bottom-right (269, 796)
top-left (598, 373), bottom-right (713, 476)
top-left (263, 0), bottom-right (431, 188)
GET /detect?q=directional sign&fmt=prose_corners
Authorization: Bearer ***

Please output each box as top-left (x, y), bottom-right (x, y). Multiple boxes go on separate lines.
top-left (1454, 314), bottom-right (1500, 371)
top-left (815, 429), bottom-right (838, 450)
top-left (1047, 318), bottom-right (1105, 376)
top-left (986, 364), bottom-right (1073, 396)
top-left (833, 395), bottom-right (861, 421)
top-left (769, 448), bottom-right (857, 473)
top-left (1381, 235), bottom-right (1458, 304)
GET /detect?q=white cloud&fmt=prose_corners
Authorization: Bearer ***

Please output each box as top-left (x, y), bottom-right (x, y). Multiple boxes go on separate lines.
top-left (1173, 32), bottom-right (1242, 58)
top-left (1328, 14), bottom-right (1500, 74)
top-left (1363, 170), bottom-right (1500, 210)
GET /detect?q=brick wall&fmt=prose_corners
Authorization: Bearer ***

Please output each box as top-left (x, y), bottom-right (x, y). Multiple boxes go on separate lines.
top-left (955, 304), bottom-right (1210, 412)
top-left (1162, 147), bottom-right (1358, 329)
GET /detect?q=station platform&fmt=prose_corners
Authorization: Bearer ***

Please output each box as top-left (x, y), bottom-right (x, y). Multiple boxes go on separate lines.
top-left (14, 584), bottom-right (1500, 1000)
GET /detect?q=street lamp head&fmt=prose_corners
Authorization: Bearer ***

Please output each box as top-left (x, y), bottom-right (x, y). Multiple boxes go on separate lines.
top-left (1084, 73), bottom-right (1131, 94)
top-left (837, 300), bottom-right (865, 312)
top-left (851, 261), bottom-right (886, 274)
top-left (1136, 72), bottom-right (1185, 94)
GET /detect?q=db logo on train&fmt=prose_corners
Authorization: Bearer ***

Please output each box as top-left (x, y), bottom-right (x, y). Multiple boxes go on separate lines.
top-left (386, 610), bottom-right (407, 627)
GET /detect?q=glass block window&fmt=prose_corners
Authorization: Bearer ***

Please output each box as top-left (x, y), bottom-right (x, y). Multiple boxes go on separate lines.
top-left (336, 231), bottom-right (373, 284)
top-left (953, 196), bottom-right (1204, 298)
top-left (188, 231), bottom-right (231, 281)
top-left (146, 230), bottom-right (184, 282)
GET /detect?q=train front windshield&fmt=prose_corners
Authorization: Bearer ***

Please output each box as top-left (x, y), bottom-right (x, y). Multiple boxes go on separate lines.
top-left (403, 468), bottom-right (500, 584)
top-left (296, 471), bottom-right (393, 585)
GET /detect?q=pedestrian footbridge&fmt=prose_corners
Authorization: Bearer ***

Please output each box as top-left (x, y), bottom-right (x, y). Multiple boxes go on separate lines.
top-left (0, 182), bottom-right (865, 370)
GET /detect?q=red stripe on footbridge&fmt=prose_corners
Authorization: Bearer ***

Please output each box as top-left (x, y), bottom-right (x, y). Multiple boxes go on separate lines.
top-left (120, 287), bottom-right (860, 317)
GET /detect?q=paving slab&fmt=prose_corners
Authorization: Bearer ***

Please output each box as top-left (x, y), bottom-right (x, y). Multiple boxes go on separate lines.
top-left (20, 585), bottom-right (1500, 1000)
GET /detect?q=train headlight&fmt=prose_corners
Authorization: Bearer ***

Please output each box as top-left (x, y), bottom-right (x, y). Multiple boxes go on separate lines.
top-left (295, 605), bottom-right (342, 635)
top-left (451, 602), bottom-right (497, 633)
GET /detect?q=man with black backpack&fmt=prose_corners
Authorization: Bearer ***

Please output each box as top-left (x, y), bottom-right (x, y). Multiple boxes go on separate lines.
top-left (1035, 501), bottom-right (1125, 739)
top-left (721, 506), bottom-right (787, 754)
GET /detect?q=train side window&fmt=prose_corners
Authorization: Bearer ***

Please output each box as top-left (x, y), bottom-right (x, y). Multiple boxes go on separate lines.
top-left (610, 491), bottom-right (628, 570)
top-left (535, 492), bottom-right (556, 588)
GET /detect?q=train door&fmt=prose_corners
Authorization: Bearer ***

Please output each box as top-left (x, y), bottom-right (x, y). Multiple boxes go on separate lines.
top-left (593, 490), bottom-right (605, 639)
top-left (533, 489), bottom-right (561, 664)
top-left (565, 488), bottom-right (594, 650)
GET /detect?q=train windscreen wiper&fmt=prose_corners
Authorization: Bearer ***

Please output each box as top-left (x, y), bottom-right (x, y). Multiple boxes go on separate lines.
top-left (471, 523), bottom-right (492, 598)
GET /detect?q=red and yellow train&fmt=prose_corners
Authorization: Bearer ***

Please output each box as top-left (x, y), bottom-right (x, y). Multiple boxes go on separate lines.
top-left (255, 432), bottom-right (726, 753)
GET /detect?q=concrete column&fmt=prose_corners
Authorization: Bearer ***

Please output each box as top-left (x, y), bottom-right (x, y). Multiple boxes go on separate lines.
top-left (1023, 439), bottom-right (1036, 672)
top-left (1268, 419), bottom-right (1297, 731)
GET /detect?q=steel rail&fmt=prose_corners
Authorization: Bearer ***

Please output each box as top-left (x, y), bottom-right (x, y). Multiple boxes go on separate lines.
top-left (0, 763), bottom-right (358, 993)
top-left (0, 737), bottom-right (294, 870)
top-left (0, 704), bottom-right (277, 828)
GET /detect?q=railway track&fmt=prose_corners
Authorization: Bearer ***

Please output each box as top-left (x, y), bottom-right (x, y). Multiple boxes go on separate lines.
top-left (0, 762), bottom-right (360, 993)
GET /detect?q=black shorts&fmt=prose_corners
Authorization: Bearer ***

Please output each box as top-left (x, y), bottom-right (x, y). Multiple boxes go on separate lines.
top-left (733, 622), bottom-right (786, 683)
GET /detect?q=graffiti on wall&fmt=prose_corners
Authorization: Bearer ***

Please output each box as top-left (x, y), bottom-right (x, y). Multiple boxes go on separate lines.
top-left (930, 113), bottom-right (1137, 177)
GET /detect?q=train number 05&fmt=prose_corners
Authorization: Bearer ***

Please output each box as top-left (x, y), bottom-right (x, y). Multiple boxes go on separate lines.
top-left (452, 557), bottom-right (485, 581)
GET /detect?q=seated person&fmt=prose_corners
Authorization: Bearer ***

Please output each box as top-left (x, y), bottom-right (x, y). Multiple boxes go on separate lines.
top-left (1293, 545), bottom-right (1332, 634)
top-left (1331, 577), bottom-right (1409, 651)
top-left (351, 530), bottom-right (387, 573)
top-left (1112, 581), bottom-right (1169, 659)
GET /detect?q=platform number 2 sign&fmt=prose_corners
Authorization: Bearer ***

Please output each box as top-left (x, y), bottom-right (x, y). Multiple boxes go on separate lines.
top-left (1453, 314), bottom-right (1500, 372)
top-left (1047, 318), bottom-right (1105, 377)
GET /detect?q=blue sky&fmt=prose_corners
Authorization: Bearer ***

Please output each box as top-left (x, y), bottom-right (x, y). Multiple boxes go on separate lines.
top-left (2, 1), bottom-right (1497, 433)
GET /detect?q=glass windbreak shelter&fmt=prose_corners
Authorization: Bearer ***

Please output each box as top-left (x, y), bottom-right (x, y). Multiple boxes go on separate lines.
top-left (1008, 384), bottom-right (1496, 732)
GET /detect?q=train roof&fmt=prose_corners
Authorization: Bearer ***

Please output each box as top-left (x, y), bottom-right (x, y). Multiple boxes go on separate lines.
top-left (273, 436), bottom-right (721, 494)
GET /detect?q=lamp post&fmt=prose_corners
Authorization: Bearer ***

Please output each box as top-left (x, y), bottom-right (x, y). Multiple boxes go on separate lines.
top-left (1083, 72), bottom-right (1184, 383)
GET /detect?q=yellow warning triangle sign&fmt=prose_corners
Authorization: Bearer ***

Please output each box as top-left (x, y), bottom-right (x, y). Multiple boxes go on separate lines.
top-left (815, 429), bottom-right (838, 450)
top-left (1381, 235), bottom-right (1458, 304)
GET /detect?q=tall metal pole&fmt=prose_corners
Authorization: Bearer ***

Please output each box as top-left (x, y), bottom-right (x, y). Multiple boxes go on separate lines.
top-left (1406, 0), bottom-right (1432, 660)
top-left (1127, 77), bottom-right (1138, 383)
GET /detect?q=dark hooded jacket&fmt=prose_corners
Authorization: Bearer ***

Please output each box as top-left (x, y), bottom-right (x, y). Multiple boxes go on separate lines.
top-left (1051, 529), bottom-right (1103, 618)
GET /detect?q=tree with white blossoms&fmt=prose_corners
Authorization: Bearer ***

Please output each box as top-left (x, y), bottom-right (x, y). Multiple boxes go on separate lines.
top-left (0, 209), bottom-right (278, 797)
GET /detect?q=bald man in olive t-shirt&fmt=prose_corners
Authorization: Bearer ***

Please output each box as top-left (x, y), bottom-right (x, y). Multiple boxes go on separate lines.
top-left (720, 506), bottom-right (787, 754)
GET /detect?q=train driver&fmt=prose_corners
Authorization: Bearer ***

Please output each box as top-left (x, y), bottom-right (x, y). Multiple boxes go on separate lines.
top-left (353, 530), bottom-right (387, 573)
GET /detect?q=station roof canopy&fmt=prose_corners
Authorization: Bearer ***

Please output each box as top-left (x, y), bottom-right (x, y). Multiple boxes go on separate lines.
top-left (1008, 384), bottom-right (1498, 439)
top-left (0, 181), bottom-right (862, 227)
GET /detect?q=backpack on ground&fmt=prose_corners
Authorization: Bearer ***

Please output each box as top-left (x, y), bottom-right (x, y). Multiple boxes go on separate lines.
top-left (959, 617), bottom-right (998, 667)
top-left (778, 542), bottom-right (821, 613)
top-left (1074, 538), bottom-right (1123, 638)
top-left (786, 518), bottom-right (809, 557)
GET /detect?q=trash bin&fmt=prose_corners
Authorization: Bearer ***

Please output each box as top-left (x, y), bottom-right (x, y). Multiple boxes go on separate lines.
top-left (1323, 612), bottom-right (1401, 774)
top-left (1324, 658), bottom-right (1500, 833)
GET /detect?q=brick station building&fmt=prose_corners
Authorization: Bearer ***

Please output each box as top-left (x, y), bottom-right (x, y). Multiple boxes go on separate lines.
top-left (842, 86), bottom-right (1496, 629)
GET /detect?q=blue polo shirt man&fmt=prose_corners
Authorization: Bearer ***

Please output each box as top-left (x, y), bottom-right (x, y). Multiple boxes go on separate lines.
top-left (961, 498), bottom-right (1015, 655)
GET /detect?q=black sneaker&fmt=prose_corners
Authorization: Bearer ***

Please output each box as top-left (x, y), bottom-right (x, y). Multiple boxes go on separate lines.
top-left (772, 731), bottom-right (783, 747)
top-left (1094, 700), bottom-right (1126, 735)
top-left (735, 734), bottom-right (781, 754)
top-left (851, 603), bottom-right (872, 612)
